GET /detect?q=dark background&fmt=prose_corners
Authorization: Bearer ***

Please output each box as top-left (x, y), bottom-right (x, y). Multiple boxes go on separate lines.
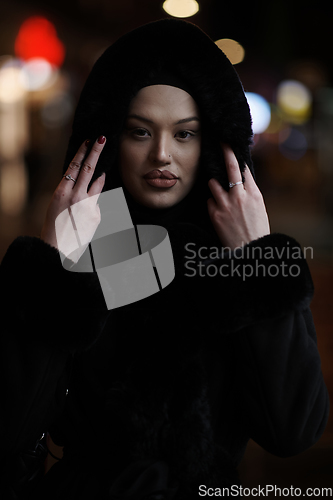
top-left (0, 0), bottom-right (332, 495)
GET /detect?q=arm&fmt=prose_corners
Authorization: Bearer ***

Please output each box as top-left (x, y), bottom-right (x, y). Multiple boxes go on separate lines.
top-left (233, 306), bottom-right (329, 457)
top-left (0, 136), bottom-right (111, 464)
top-left (0, 235), bottom-right (110, 462)
top-left (205, 144), bottom-right (329, 454)
top-left (198, 232), bottom-right (329, 457)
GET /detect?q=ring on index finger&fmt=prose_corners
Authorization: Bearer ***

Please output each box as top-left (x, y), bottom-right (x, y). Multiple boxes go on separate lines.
top-left (63, 174), bottom-right (77, 184)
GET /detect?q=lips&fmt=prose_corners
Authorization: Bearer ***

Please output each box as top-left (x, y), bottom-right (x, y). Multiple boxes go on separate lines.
top-left (143, 169), bottom-right (178, 179)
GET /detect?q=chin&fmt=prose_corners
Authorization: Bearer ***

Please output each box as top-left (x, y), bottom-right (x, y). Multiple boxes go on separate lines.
top-left (136, 192), bottom-right (184, 210)
top-left (139, 198), bottom-right (177, 210)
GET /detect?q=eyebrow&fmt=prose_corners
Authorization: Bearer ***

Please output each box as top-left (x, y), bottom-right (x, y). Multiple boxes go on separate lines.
top-left (126, 114), bottom-right (200, 125)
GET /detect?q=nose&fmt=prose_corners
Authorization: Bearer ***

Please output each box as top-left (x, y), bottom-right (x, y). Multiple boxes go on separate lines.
top-left (148, 134), bottom-right (171, 165)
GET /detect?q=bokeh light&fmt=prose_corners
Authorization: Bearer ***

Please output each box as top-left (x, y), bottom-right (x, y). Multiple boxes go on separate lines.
top-left (14, 16), bottom-right (65, 68)
top-left (0, 63), bottom-right (26, 103)
top-left (245, 92), bottom-right (271, 135)
top-left (162, 0), bottom-right (199, 18)
top-left (215, 39), bottom-right (245, 65)
top-left (276, 80), bottom-right (312, 124)
top-left (20, 58), bottom-right (58, 91)
top-left (0, 97), bottom-right (27, 159)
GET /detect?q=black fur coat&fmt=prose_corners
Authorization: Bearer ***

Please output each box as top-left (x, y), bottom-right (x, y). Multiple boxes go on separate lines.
top-left (0, 224), bottom-right (329, 499)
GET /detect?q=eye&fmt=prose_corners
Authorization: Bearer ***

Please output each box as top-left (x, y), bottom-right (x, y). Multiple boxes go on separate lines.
top-left (176, 131), bottom-right (195, 139)
top-left (132, 128), bottom-right (150, 137)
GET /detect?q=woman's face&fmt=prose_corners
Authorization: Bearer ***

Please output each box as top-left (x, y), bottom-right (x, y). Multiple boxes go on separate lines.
top-left (118, 84), bottom-right (201, 209)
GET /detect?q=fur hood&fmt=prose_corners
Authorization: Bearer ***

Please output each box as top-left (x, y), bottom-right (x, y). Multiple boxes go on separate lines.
top-left (63, 18), bottom-right (253, 197)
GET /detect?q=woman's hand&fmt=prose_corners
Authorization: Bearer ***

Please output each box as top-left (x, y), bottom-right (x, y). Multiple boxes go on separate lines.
top-left (41, 136), bottom-right (106, 255)
top-left (207, 144), bottom-right (270, 250)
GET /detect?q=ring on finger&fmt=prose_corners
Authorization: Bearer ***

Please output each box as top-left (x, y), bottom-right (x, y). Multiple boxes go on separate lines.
top-left (229, 181), bottom-right (244, 188)
top-left (63, 174), bottom-right (77, 184)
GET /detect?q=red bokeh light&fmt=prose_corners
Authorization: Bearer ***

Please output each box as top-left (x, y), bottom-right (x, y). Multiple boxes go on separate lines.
top-left (14, 16), bottom-right (65, 67)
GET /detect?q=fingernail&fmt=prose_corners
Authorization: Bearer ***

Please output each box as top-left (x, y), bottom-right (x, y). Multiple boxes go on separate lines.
top-left (85, 139), bottom-right (90, 147)
top-left (97, 135), bottom-right (106, 144)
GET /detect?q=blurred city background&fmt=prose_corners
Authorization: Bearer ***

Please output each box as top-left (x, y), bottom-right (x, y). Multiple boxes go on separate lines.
top-left (0, 0), bottom-right (332, 494)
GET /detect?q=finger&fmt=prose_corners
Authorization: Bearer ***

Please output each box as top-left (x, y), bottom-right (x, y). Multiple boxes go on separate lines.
top-left (208, 177), bottom-right (228, 207)
top-left (242, 164), bottom-right (258, 194)
top-left (221, 143), bottom-right (243, 186)
top-left (62, 139), bottom-right (90, 191)
top-left (88, 172), bottom-right (106, 197)
top-left (74, 136), bottom-right (106, 192)
top-left (207, 196), bottom-right (217, 214)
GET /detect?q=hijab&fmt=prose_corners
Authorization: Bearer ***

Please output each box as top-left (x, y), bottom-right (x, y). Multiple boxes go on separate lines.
top-left (62, 18), bottom-right (253, 232)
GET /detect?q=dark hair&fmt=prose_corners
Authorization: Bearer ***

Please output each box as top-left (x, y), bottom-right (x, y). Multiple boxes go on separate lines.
top-left (63, 18), bottom-right (253, 198)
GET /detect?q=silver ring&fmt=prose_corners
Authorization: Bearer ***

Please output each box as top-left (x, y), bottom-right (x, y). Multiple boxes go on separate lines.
top-left (63, 174), bottom-right (77, 183)
top-left (229, 181), bottom-right (243, 188)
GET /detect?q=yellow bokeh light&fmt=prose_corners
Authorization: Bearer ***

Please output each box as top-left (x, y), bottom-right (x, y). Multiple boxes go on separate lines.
top-left (277, 80), bottom-right (312, 124)
top-left (215, 39), bottom-right (245, 65)
top-left (162, 0), bottom-right (199, 18)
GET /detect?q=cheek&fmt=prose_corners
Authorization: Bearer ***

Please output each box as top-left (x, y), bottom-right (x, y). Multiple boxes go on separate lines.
top-left (119, 142), bottom-right (142, 178)
top-left (182, 143), bottom-right (201, 178)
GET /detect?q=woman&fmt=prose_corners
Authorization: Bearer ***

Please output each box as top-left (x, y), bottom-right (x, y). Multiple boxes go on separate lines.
top-left (0, 18), bottom-right (329, 499)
